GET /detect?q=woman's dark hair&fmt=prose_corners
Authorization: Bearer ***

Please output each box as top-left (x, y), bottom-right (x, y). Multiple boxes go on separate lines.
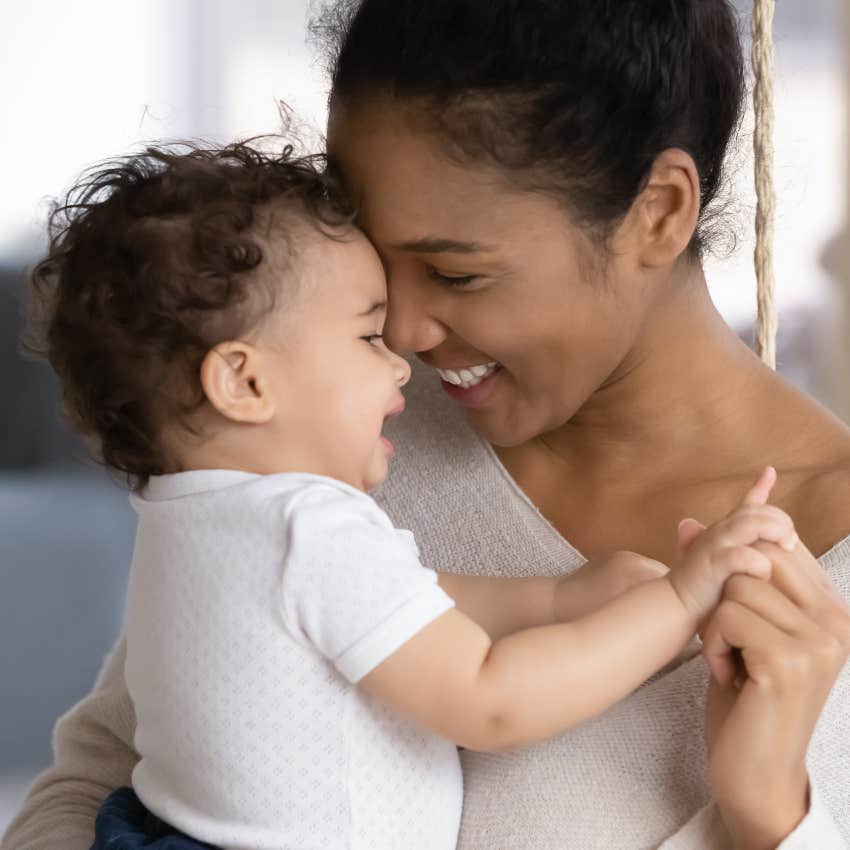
top-left (22, 140), bottom-right (353, 489)
top-left (314, 0), bottom-right (745, 257)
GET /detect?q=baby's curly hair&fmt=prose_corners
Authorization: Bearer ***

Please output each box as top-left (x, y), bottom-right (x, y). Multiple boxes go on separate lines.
top-left (22, 140), bottom-right (354, 489)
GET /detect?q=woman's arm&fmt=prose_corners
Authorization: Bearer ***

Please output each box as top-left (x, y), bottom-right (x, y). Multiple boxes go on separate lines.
top-left (657, 780), bottom-right (848, 850)
top-left (657, 531), bottom-right (850, 850)
top-left (701, 540), bottom-right (850, 850)
top-left (0, 637), bottom-right (139, 850)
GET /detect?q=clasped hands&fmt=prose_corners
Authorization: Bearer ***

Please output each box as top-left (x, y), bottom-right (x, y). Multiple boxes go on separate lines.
top-left (561, 467), bottom-right (850, 850)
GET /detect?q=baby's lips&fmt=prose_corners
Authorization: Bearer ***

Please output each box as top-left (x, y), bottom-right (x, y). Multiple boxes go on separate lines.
top-left (384, 396), bottom-right (406, 420)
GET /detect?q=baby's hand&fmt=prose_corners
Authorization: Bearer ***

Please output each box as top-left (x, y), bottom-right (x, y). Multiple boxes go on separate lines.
top-left (555, 551), bottom-right (669, 621)
top-left (669, 467), bottom-right (797, 624)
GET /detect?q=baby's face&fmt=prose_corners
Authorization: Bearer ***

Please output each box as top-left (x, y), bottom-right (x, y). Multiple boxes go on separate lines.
top-left (255, 225), bottom-right (411, 491)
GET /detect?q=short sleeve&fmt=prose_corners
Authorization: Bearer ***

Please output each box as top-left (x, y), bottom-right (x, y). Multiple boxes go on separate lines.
top-left (279, 483), bottom-right (455, 683)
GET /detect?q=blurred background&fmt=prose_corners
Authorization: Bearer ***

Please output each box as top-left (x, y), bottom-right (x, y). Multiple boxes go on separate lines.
top-left (1, 0), bottom-right (848, 834)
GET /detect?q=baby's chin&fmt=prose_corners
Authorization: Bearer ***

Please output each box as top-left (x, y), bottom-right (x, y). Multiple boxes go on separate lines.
top-left (361, 460), bottom-right (391, 494)
top-left (364, 470), bottom-right (389, 493)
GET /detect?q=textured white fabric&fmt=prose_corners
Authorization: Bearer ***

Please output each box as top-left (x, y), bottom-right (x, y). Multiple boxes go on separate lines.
top-left (3, 361), bottom-right (849, 850)
top-left (125, 469), bottom-right (460, 850)
top-left (775, 781), bottom-right (849, 849)
top-left (659, 780), bottom-right (847, 850)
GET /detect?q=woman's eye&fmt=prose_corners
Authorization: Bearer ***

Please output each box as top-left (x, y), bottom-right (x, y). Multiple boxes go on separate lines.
top-left (361, 333), bottom-right (383, 345)
top-left (426, 267), bottom-right (479, 287)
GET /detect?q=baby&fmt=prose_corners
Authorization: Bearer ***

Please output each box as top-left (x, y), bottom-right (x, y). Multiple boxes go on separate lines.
top-left (25, 141), bottom-right (797, 850)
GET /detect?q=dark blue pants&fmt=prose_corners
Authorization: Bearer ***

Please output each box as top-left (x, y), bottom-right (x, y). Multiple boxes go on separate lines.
top-left (91, 787), bottom-right (221, 850)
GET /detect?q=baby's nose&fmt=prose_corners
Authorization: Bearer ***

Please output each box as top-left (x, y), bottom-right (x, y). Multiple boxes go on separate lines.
top-left (392, 352), bottom-right (412, 387)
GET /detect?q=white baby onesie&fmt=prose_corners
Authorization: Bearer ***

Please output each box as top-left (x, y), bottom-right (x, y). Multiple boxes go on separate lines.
top-left (124, 469), bottom-right (461, 850)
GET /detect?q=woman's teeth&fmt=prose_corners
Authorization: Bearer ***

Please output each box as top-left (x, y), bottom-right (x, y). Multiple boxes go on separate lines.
top-left (437, 362), bottom-right (499, 389)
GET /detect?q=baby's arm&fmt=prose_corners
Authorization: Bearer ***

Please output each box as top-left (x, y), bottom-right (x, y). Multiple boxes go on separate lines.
top-left (437, 551), bottom-right (669, 640)
top-left (361, 468), bottom-right (795, 751)
top-left (361, 575), bottom-right (693, 751)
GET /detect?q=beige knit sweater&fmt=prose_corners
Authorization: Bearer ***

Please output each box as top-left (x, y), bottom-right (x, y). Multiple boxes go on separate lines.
top-left (4, 362), bottom-right (849, 850)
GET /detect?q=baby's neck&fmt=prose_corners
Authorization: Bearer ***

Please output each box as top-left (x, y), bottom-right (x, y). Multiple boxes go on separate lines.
top-left (166, 416), bottom-right (356, 486)
top-left (167, 418), bottom-right (281, 477)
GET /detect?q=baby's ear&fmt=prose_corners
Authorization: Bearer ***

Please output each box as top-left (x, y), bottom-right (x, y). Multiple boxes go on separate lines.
top-left (200, 341), bottom-right (275, 424)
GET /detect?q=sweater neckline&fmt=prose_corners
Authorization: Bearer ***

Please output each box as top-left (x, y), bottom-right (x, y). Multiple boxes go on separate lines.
top-left (818, 531), bottom-right (850, 566)
top-left (479, 437), bottom-right (588, 564)
top-left (478, 437), bottom-right (850, 567)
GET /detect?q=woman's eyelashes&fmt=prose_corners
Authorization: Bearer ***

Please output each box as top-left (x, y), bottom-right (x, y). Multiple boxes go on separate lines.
top-left (361, 333), bottom-right (384, 345)
top-left (426, 267), bottom-right (479, 287)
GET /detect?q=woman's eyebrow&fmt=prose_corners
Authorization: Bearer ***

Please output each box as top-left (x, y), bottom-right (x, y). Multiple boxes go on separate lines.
top-left (394, 236), bottom-right (492, 254)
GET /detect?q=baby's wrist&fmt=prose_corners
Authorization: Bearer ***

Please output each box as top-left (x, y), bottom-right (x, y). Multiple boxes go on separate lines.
top-left (663, 573), bottom-right (703, 629)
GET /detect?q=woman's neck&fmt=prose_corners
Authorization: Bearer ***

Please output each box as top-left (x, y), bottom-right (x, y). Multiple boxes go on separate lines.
top-left (537, 266), bottom-right (817, 489)
top-left (496, 265), bottom-right (850, 559)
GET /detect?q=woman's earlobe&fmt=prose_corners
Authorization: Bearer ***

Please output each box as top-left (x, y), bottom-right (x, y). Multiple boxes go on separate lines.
top-left (200, 342), bottom-right (276, 424)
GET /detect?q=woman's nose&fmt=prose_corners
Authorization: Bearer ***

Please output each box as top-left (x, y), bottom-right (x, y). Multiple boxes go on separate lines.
top-left (382, 274), bottom-right (447, 355)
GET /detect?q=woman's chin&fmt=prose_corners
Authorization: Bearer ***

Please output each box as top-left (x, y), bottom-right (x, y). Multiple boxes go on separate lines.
top-left (461, 406), bottom-right (537, 449)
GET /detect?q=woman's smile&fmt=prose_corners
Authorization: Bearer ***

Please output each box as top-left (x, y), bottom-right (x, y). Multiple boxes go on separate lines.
top-left (435, 362), bottom-right (503, 408)
top-left (435, 362), bottom-right (500, 388)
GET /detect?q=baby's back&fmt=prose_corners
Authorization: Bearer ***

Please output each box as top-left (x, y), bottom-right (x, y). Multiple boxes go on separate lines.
top-left (125, 468), bottom-right (461, 850)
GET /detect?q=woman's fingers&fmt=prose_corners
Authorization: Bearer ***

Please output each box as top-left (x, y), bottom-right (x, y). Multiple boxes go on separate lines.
top-left (704, 571), bottom-right (850, 694)
top-left (751, 540), bottom-right (833, 611)
top-left (701, 599), bottom-right (788, 687)
top-left (721, 574), bottom-right (814, 637)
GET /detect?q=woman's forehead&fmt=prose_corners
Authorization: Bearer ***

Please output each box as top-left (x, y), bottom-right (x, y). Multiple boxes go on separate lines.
top-left (329, 103), bottom-right (556, 247)
top-left (330, 105), bottom-right (469, 195)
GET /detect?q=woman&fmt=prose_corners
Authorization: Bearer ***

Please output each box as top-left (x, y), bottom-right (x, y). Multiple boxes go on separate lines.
top-left (5, 1), bottom-right (850, 848)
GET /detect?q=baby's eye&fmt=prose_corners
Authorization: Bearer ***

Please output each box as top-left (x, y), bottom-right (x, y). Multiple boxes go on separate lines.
top-left (361, 333), bottom-right (383, 345)
top-left (426, 267), bottom-right (479, 287)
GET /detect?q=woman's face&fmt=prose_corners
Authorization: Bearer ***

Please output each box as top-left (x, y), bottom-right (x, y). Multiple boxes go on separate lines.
top-left (328, 99), bottom-right (659, 447)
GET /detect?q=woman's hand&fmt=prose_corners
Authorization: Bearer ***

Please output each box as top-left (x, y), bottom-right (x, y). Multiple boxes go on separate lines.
top-left (697, 537), bottom-right (850, 850)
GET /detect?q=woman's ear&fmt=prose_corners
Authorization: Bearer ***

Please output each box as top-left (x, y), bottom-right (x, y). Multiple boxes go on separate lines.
top-left (200, 341), bottom-right (276, 424)
top-left (632, 148), bottom-right (702, 268)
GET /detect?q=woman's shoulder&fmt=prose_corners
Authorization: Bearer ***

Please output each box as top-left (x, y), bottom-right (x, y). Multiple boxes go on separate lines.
top-left (769, 388), bottom-right (850, 560)
top-left (788, 454), bottom-right (850, 567)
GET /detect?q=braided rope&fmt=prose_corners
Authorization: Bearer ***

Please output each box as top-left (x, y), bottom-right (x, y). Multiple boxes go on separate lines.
top-left (752, 0), bottom-right (778, 368)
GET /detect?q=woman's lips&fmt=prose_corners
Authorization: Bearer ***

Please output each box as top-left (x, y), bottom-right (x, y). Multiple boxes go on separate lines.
top-left (439, 366), bottom-right (502, 408)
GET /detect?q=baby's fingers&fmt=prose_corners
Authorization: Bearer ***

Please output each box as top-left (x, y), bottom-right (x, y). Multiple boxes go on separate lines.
top-left (740, 465), bottom-right (777, 507)
top-left (714, 545), bottom-right (773, 581)
top-left (721, 505), bottom-right (798, 553)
